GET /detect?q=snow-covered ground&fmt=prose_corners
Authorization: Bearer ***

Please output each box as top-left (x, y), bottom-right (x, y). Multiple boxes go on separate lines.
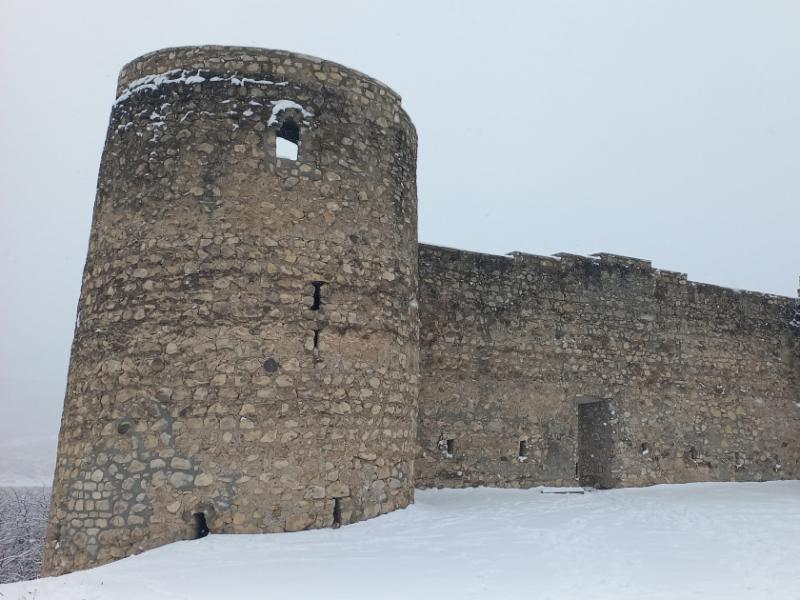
top-left (3, 481), bottom-right (799, 599)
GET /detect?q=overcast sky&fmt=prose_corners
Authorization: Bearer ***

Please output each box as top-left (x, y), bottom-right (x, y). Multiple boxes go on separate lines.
top-left (1, 0), bottom-right (799, 457)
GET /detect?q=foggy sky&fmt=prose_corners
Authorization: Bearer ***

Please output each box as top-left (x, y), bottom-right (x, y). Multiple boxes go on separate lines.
top-left (1, 0), bottom-right (799, 449)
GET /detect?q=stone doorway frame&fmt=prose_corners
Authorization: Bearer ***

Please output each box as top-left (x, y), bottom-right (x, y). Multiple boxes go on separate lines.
top-left (575, 395), bottom-right (617, 489)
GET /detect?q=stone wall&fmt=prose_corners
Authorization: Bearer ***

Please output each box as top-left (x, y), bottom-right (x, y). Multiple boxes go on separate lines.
top-left (44, 45), bottom-right (800, 578)
top-left (416, 244), bottom-right (800, 489)
top-left (43, 46), bottom-right (419, 576)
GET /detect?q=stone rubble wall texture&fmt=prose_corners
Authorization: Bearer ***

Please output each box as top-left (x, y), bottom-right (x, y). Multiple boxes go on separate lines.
top-left (416, 245), bottom-right (800, 489)
top-left (43, 46), bottom-right (419, 576)
top-left (44, 46), bottom-right (800, 576)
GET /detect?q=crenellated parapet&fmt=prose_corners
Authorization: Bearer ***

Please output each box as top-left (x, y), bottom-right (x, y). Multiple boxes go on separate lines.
top-left (417, 243), bottom-right (800, 490)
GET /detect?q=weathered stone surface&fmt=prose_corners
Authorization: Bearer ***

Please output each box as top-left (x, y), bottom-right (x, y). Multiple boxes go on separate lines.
top-left (194, 473), bottom-right (214, 487)
top-left (43, 45), bottom-right (800, 579)
top-left (416, 247), bottom-right (800, 490)
top-left (43, 45), bottom-right (419, 577)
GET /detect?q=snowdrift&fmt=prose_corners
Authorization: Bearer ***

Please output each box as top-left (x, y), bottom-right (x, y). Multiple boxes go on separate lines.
top-left (3, 481), bottom-right (799, 599)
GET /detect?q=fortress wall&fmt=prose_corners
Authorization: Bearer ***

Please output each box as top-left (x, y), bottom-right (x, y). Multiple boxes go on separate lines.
top-left (416, 244), bottom-right (800, 489)
top-left (43, 45), bottom-right (800, 577)
top-left (44, 47), bottom-right (418, 575)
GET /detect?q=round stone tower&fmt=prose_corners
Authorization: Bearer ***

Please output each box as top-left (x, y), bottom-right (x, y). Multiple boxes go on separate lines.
top-left (43, 46), bottom-right (419, 575)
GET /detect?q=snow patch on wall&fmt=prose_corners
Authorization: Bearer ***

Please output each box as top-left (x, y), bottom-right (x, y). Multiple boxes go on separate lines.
top-left (267, 100), bottom-right (314, 126)
top-left (115, 69), bottom-right (288, 107)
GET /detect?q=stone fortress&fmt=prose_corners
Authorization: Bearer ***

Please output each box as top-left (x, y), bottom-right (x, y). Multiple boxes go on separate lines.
top-left (43, 46), bottom-right (800, 575)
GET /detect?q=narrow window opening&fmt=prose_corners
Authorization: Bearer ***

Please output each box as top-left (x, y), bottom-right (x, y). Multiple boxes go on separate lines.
top-left (313, 329), bottom-right (320, 351)
top-left (446, 439), bottom-right (455, 457)
top-left (332, 498), bottom-right (342, 529)
top-left (575, 462), bottom-right (579, 480)
top-left (640, 442), bottom-right (650, 456)
top-left (193, 512), bottom-right (209, 539)
top-left (310, 281), bottom-right (325, 310)
top-left (518, 440), bottom-right (528, 461)
top-left (276, 120), bottom-right (300, 160)
top-left (734, 452), bottom-right (745, 470)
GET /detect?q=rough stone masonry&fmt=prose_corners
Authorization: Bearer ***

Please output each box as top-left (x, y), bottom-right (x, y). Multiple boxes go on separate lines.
top-left (43, 46), bottom-right (800, 576)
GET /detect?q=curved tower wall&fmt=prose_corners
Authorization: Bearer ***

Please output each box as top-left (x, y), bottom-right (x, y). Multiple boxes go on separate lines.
top-left (44, 47), bottom-right (419, 575)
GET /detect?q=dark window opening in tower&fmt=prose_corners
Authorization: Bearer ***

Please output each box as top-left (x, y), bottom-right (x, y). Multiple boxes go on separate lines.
top-left (313, 328), bottom-right (320, 351)
top-left (193, 512), bottom-right (209, 539)
top-left (446, 439), bottom-right (455, 456)
top-left (310, 281), bottom-right (325, 310)
top-left (332, 498), bottom-right (342, 529)
top-left (276, 119), bottom-right (300, 160)
top-left (518, 440), bottom-right (527, 459)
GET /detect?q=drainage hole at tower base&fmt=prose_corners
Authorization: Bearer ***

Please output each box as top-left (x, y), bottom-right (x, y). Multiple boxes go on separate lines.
top-left (193, 512), bottom-right (209, 539)
top-left (332, 498), bottom-right (342, 529)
